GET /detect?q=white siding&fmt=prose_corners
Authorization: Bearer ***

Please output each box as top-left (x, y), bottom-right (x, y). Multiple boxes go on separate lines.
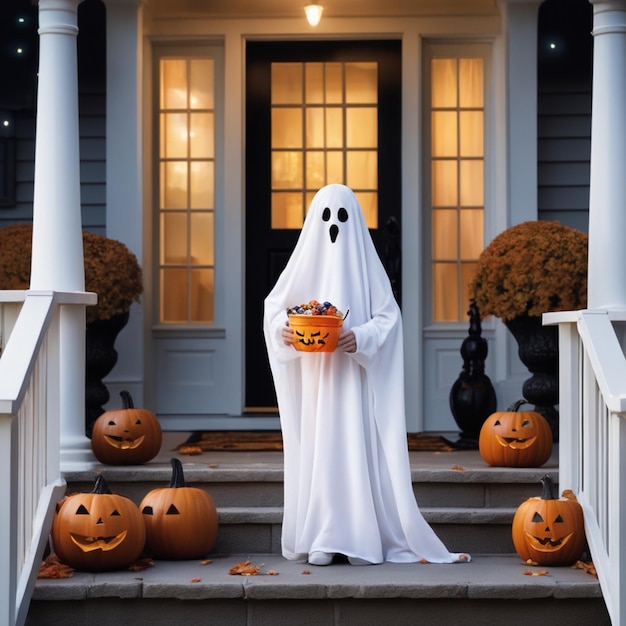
top-left (537, 84), bottom-right (591, 233)
top-left (0, 90), bottom-right (107, 234)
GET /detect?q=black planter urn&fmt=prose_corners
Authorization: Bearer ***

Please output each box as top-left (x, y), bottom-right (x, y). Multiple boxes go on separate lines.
top-left (448, 300), bottom-right (498, 449)
top-left (504, 314), bottom-right (559, 442)
top-left (85, 311), bottom-right (130, 437)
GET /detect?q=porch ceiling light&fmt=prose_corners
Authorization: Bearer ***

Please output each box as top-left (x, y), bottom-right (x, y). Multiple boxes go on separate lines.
top-left (304, 2), bottom-right (323, 27)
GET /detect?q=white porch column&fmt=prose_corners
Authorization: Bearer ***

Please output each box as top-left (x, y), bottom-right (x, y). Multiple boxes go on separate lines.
top-left (588, 0), bottom-right (626, 309)
top-left (31, 0), bottom-right (92, 464)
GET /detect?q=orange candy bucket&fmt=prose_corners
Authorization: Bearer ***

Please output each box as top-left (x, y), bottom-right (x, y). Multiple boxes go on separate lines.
top-left (288, 314), bottom-right (343, 352)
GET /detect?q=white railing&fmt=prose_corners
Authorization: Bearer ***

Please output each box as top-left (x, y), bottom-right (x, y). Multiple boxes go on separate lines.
top-left (0, 291), bottom-right (88, 626)
top-left (546, 309), bottom-right (626, 626)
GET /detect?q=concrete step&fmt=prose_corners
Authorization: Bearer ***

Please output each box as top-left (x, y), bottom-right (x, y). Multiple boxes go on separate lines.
top-left (28, 554), bottom-right (609, 626)
top-left (32, 438), bottom-right (608, 624)
top-left (61, 440), bottom-right (561, 557)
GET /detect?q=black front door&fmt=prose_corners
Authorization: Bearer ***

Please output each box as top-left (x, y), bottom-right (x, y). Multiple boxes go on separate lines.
top-left (245, 40), bottom-right (402, 410)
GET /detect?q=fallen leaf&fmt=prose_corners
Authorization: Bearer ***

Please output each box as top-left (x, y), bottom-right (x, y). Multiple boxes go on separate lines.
top-left (419, 558), bottom-right (430, 564)
top-left (177, 445), bottom-right (203, 456)
top-left (38, 554), bottom-right (74, 579)
top-left (524, 558), bottom-right (539, 566)
top-left (561, 489), bottom-right (578, 501)
top-left (572, 560), bottom-right (597, 577)
top-left (522, 569), bottom-right (549, 576)
top-left (190, 577), bottom-right (201, 583)
top-left (128, 558), bottom-right (154, 571)
top-left (451, 465), bottom-right (465, 471)
top-left (266, 569), bottom-right (279, 576)
top-left (200, 560), bottom-right (213, 566)
top-left (229, 560), bottom-right (261, 576)
top-left (301, 569), bottom-right (311, 575)
top-left (208, 463), bottom-right (220, 468)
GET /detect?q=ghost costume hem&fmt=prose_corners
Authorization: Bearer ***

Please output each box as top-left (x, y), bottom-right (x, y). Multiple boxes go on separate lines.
top-left (264, 184), bottom-right (470, 566)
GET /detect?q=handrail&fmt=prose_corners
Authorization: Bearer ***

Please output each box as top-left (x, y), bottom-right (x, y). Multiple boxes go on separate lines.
top-left (546, 309), bottom-right (626, 625)
top-left (0, 291), bottom-right (91, 626)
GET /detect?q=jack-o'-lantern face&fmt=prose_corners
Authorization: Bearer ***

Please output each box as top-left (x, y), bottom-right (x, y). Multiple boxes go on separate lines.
top-left (512, 475), bottom-right (585, 566)
top-left (295, 327), bottom-right (330, 347)
top-left (523, 500), bottom-right (575, 553)
top-left (91, 390), bottom-right (162, 465)
top-left (479, 400), bottom-right (553, 467)
top-left (51, 476), bottom-right (146, 571)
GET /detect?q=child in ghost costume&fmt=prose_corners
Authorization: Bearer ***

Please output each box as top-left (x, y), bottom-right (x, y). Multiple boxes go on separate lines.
top-left (264, 184), bottom-right (471, 566)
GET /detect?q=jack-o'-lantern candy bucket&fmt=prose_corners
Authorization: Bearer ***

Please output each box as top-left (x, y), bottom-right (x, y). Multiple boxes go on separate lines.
top-left (287, 300), bottom-right (345, 352)
top-left (288, 314), bottom-right (343, 352)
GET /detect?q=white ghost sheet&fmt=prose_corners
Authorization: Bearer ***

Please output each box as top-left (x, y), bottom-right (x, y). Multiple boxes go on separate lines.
top-left (264, 184), bottom-right (469, 564)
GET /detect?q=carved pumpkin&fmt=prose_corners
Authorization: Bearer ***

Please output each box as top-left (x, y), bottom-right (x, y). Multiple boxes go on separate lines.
top-left (51, 475), bottom-right (146, 571)
top-left (478, 399), bottom-right (553, 467)
top-left (512, 474), bottom-right (585, 566)
top-left (140, 457), bottom-right (218, 560)
top-left (91, 390), bottom-right (162, 465)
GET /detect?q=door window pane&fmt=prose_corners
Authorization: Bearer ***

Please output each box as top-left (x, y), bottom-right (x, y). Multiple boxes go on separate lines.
top-left (429, 56), bottom-right (485, 322)
top-left (432, 160), bottom-right (458, 206)
top-left (345, 62), bottom-right (377, 104)
top-left (272, 63), bottom-right (303, 104)
top-left (161, 212), bottom-right (187, 264)
top-left (158, 57), bottom-right (216, 323)
top-left (160, 59), bottom-right (187, 109)
top-left (431, 59), bottom-right (457, 108)
top-left (346, 108), bottom-right (377, 148)
top-left (271, 60), bottom-right (379, 228)
top-left (432, 209), bottom-right (458, 260)
top-left (273, 108), bottom-right (303, 148)
top-left (161, 113), bottom-right (188, 159)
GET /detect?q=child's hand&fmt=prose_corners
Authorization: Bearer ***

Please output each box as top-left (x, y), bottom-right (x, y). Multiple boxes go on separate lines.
top-left (282, 322), bottom-right (295, 346)
top-left (337, 330), bottom-right (356, 353)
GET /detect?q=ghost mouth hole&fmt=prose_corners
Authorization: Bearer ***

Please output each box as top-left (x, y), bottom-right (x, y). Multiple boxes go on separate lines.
top-left (330, 224), bottom-right (339, 243)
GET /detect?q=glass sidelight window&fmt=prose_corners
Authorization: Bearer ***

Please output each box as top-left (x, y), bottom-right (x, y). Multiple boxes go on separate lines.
top-left (270, 61), bottom-right (379, 229)
top-left (428, 53), bottom-right (486, 322)
top-left (158, 57), bottom-right (216, 323)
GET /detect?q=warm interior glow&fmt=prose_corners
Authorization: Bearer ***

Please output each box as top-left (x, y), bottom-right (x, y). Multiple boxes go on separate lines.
top-left (271, 61), bottom-right (378, 229)
top-left (304, 3), bottom-right (324, 27)
top-left (159, 58), bottom-right (216, 323)
top-left (430, 57), bottom-right (485, 322)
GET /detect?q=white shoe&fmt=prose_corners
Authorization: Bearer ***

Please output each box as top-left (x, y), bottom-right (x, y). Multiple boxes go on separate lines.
top-left (348, 557), bottom-right (374, 566)
top-left (308, 551), bottom-right (334, 566)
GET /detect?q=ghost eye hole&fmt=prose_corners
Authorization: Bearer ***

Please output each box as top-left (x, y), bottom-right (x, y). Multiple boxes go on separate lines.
top-left (322, 207), bottom-right (331, 221)
top-left (338, 207), bottom-right (348, 222)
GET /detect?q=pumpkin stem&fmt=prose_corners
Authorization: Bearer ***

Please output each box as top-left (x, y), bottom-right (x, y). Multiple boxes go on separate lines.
top-left (507, 398), bottom-right (530, 412)
top-left (120, 390), bottom-right (134, 409)
top-left (93, 474), bottom-right (113, 495)
top-left (170, 457), bottom-right (187, 488)
top-left (540, 474), bottom-right (557, 500)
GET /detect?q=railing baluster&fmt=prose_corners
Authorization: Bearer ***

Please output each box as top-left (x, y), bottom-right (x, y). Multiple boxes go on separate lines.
top-left (0, 292), bottom-right (91, 626)
top-left (547, 309), bottom-right (626, 625)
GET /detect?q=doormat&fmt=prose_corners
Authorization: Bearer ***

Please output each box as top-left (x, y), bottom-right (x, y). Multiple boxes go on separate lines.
top-left (176, 431), bottom-right (455, 454)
